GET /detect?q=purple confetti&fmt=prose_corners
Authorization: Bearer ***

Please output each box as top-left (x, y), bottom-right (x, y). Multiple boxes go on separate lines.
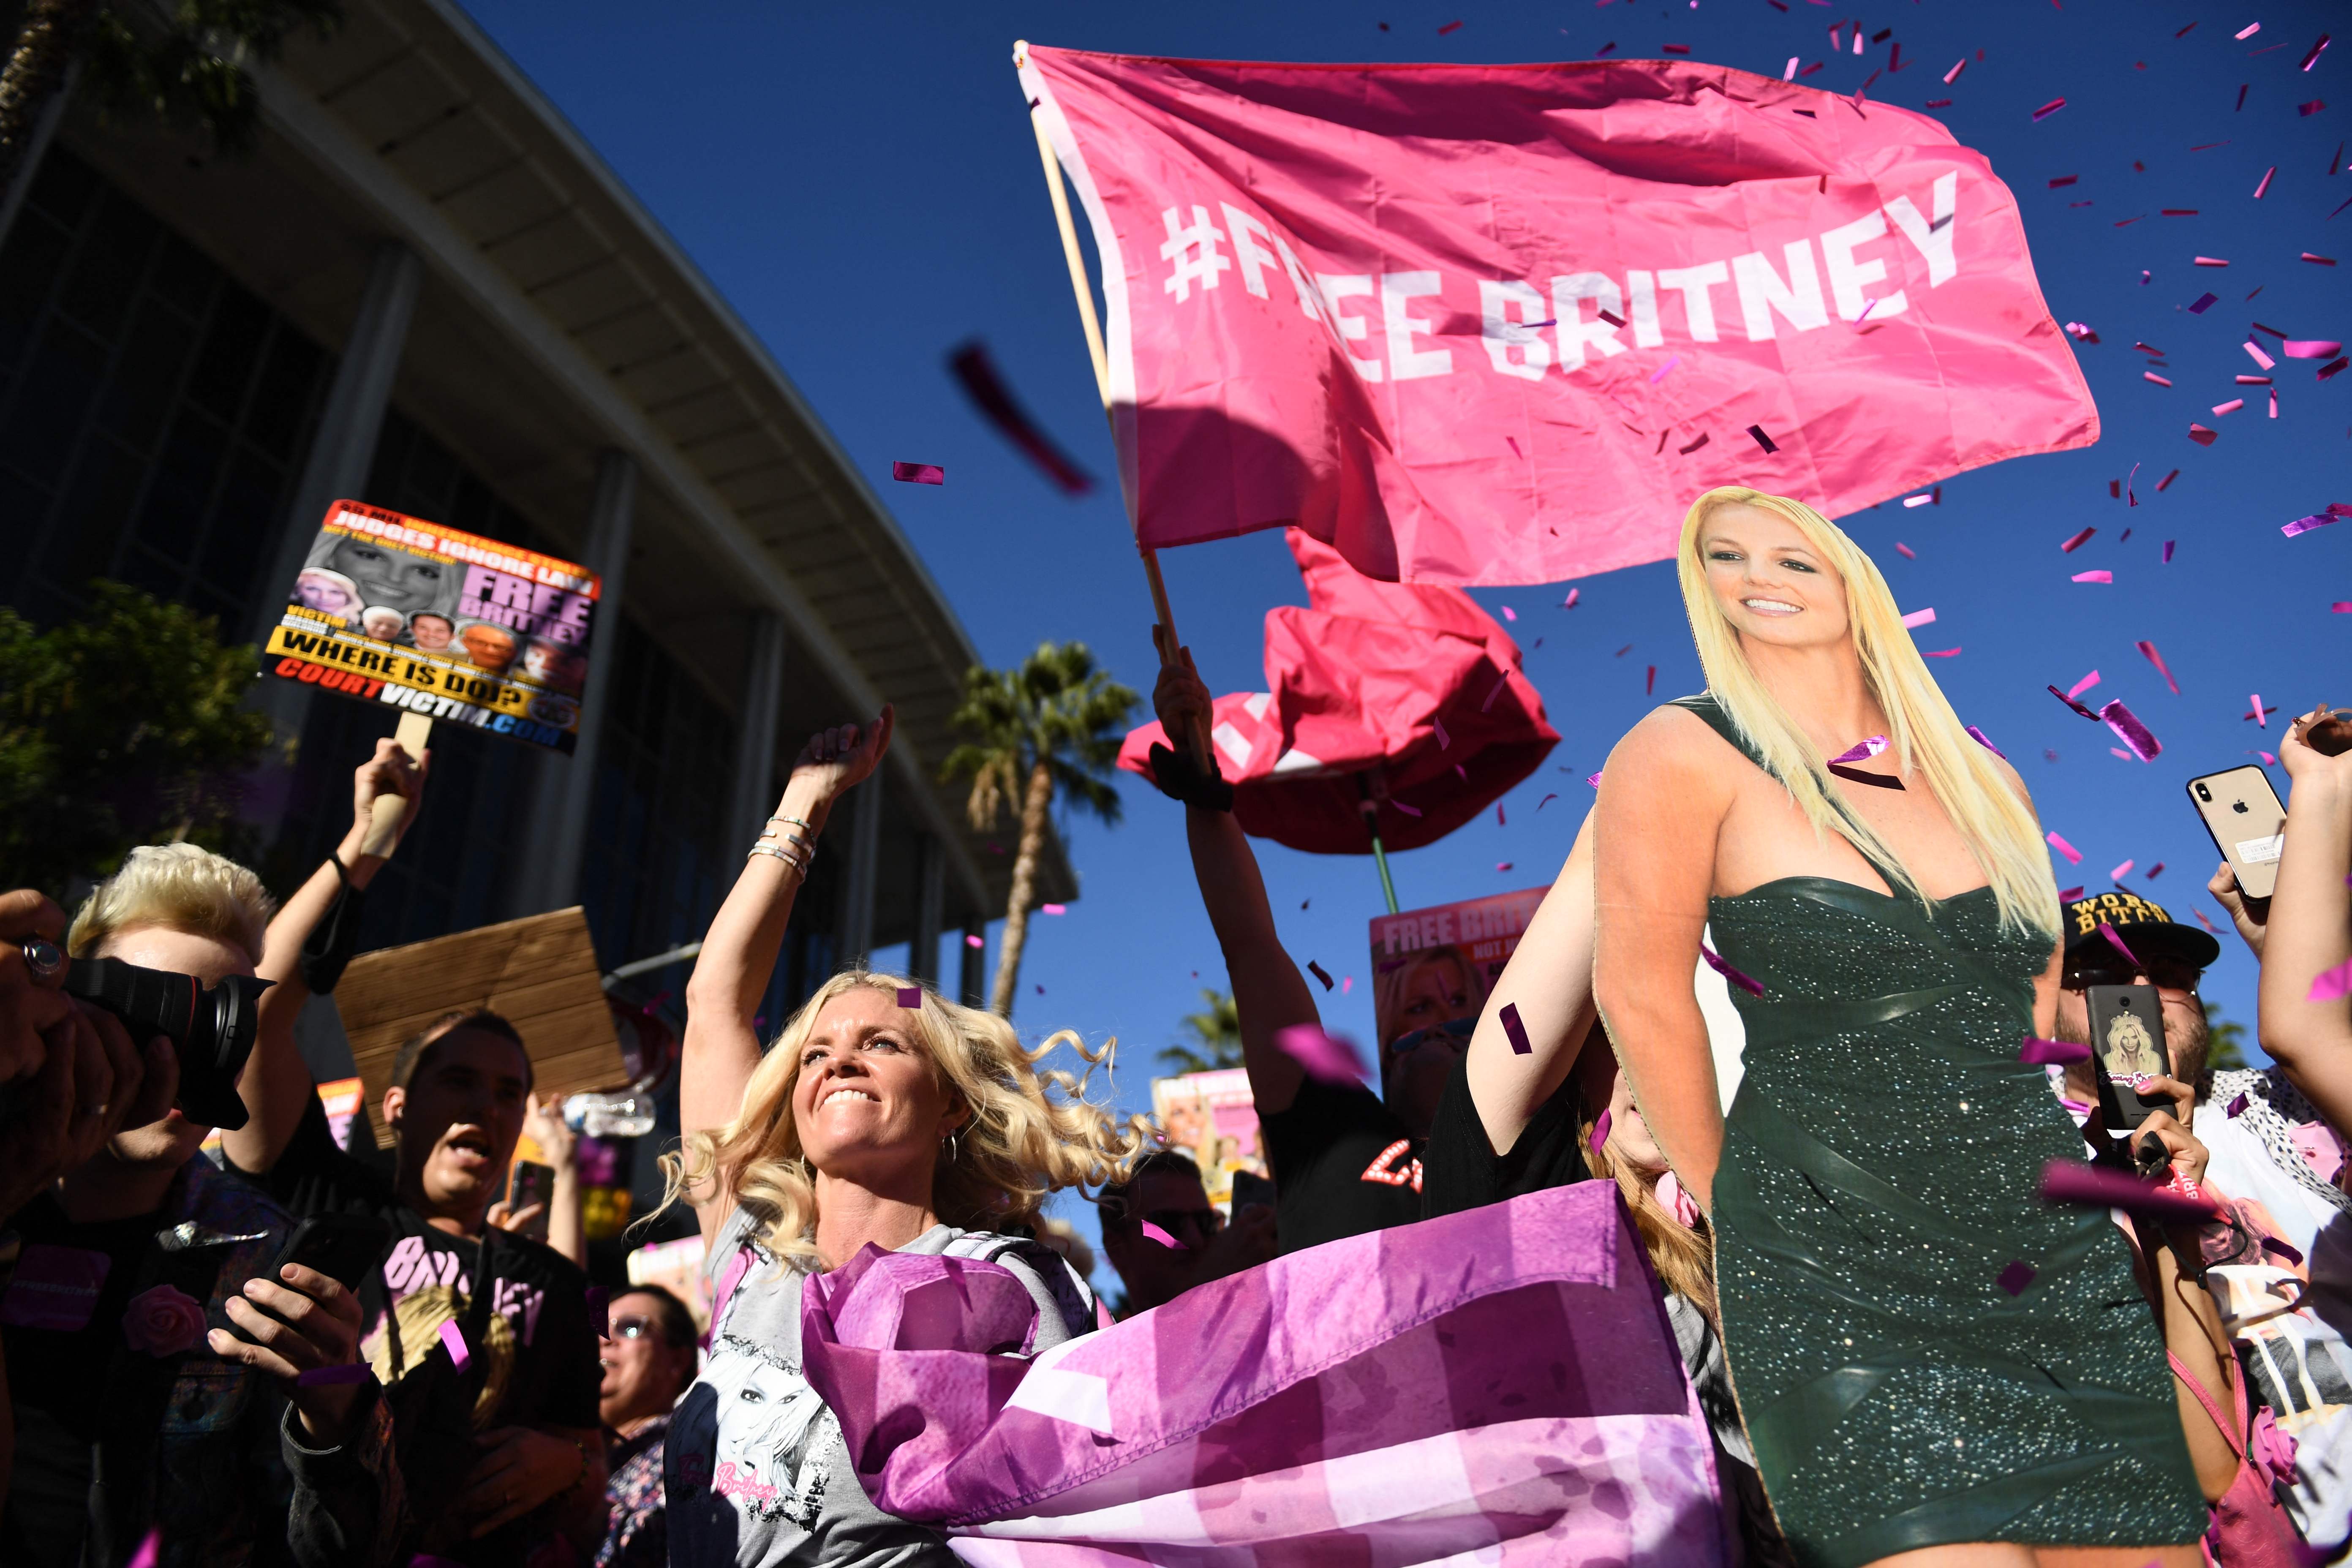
top-left (897, 987), bottom-right (923, 1008)
top-left (1274, 1024), bottom-right (1367, 1084)
top-left (2227, 1093), bottom-right (2249, 1118)
top-left (438, 1319), bottom-right (471, 1374)
top-left (1307, 960), bottom-right (1335, 992)
top-left (2019, 1037), bottom-right (2091, 1065)
top-left (1701, 943), bottom-right (1765, 997)
top-left (891, 461), bottom-right (945, 485)
top-left (2099, 698), bottom-right (2163, 762)
top-left (1500, 1002), bottom-right (1534, 1056)
top-left (295, 1363), bottom-right (373, 1386)
top-left (2099, 921), bottom-right (2147, 970)
top-left (2041, 1159), bottom-right (2216, 1223)
top-left (1830, 735), bottom-right (1890, 764)
top-left (1965, 725), bottom-right (2008, 760)
top-left (1997, 1260), bottom-right (2038, 1296)
top-left (1139, 1220), bottom-right (1187, 1250)
top-left (1589, 1108), bottom-right (1613, 1157)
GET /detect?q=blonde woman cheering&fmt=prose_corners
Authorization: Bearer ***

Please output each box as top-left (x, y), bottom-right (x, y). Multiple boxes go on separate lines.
top-left (1592, 489), bottom-right (2206, 1568)
top-left (659, 708), bottom-right (1149, 1567)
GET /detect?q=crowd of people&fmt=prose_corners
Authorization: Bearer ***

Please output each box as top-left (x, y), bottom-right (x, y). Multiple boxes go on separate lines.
top-left (3, 484), bottom-right (2350, 1566)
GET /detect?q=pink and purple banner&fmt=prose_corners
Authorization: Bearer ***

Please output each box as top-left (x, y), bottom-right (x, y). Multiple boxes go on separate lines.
top-left (1017, 45), bottom-right (2096, 586)
top-left (801, 1181), bottom-right (1729, 1564)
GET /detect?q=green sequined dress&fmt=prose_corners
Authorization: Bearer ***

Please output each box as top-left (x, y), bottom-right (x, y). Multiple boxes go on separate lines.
top-left (1671, 697), bottom-right (2205, 1568)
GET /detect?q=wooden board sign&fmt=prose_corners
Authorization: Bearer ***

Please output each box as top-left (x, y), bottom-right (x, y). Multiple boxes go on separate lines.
top-left (335, 905), bottom-right (625, 1150)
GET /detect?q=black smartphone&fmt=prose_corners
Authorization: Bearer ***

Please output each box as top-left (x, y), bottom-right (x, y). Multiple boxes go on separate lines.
top-left (2086, 984), bottom-right (2171, 1132)
top-left (507, 1160), bottom-right (555, 1240)
top-left (228, 1211), bottom-right (391, 1346)
top-left (1230, 1168), bottom-right (1277, 1215)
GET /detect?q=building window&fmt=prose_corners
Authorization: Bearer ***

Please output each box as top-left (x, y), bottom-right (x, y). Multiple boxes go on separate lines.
top-left (0, 148), bottom-right (330, 629)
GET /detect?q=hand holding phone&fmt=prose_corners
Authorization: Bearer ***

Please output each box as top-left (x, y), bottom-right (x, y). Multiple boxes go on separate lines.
top-left (2087, 985), bottom-right (2171, 1133)
top-left (2188, 765), bottom-right (2288, 903)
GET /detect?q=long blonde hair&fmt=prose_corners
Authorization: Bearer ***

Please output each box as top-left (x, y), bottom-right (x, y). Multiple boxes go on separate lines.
top-left (659, 971), bottom-right (1153, 1266)
top-left (1676, 485), bottom-right (2059, 939)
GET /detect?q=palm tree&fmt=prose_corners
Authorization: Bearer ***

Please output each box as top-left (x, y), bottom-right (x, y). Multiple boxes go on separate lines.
top-left (1160, 987), bottom-right (1243, 1075)
top-left (1, 0), bottom-right (340, 231)
top-left (942, 641), bottom-right (1137, 1017)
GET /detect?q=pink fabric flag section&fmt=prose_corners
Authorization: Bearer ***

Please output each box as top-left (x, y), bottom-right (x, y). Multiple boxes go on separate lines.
top-left (1119, 530), bottom-right (1556, 852)
top-left (800, 1182), bottom-right (1729, 1565)
top-left (1018, 44), bottom-right (2097, 586)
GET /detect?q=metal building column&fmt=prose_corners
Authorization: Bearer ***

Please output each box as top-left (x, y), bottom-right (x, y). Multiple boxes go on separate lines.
top-left (726, 613), bottom-right (787, 843)
top-left (831, 779), bottom-right (882, 968)
top-left (908, 834), bottom-right (945, 985)
top-left (514, 450), bottom-right (638, 914)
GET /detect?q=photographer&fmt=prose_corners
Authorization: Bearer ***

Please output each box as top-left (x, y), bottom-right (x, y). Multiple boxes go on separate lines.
top-left (217, 743), bottom-right (605, 1564)
top-left (0, 859), bottom-right (401, 1567)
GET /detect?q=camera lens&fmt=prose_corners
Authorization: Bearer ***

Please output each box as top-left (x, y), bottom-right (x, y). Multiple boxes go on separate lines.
top-left (2194, 782), bottom-right (2211, 801)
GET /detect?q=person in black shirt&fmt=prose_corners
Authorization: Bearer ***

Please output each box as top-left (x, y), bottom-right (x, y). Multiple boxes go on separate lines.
top-left (216, 740), bottom-right (606, 1563)
top-left (1148, 636), bottom-right (1586, 1255)
top-left (2, 864), bottom-right (399, 1568)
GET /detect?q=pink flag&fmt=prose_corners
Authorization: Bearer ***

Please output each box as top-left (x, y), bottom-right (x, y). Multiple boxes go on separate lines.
top-left (1020, 46), bottom-right (2096, 585)
top-left (1119, 530), bottom-right (1557, 852)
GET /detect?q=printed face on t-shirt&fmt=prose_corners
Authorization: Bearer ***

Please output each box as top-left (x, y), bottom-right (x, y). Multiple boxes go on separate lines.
top-left (90, 924), bottom-right (255, 1168)
top-left (707, 1341), bottom-right (829, 1524)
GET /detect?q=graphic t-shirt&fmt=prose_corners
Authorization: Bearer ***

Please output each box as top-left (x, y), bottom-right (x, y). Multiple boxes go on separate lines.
top-left (666, 1209), bottom-right (1097, 1568)
top-left (1256, 1074), bottom-right (1423, 1255)
top-left (228, 1096), bottom-right (601, 1559)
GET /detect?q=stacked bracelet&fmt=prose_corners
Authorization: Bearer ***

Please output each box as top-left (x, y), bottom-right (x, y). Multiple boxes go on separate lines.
top-left (749, 841), bottom-right (811, 876)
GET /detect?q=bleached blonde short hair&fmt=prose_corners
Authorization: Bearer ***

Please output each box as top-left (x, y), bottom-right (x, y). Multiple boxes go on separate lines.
top-left (67, 843), bottom-right (275, 968)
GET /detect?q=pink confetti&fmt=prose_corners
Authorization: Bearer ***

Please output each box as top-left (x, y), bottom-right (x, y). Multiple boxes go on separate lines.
top-left (2099, 923), bottom-right (2147, 974)
top-left (2237, 22), bottom-right (2262, 40)
top-left (2059, 526), bottom-right (2096, 553)
top-left (1700, 943), bottom-right (1765, 996)
top-left (2194, 256), bottom-right (2231, 267)
top-left (1587, 771), bottom-right (1603, 787)
top-left (890, 462), bottom-right (945, 485)
top-left (1392, 800), bottom-right (1423, 817)
top-left (1496, 802), bottom-right (1506, 826)
top-left (126, 1532), bottom-right (161, 1568)
top-left (1903, 492), bottom-right (1936, 508)
top-left (1274, 1024), bottom-right (1365, 1083)
top-left (1538, 792), bottom-right (1558, 809)
top-left (1649, 355), bottom-right (1681, 383)
top-left (2252, 694), bottom-right (2271, 728)
top-left (1139, 1220), bottom-right (1187, 1250)
top-left (1041, 903), bottom-right (1066, 915)
top-left (1943, 58), bottom-right (1966, 83)
top-left (2133, 641), bottom-right (2179, 694)
top-left (1900, 607), bottom-right (1936, 628)
top-left (1965, 725), bottom-right (2007, 759)
top-left (2285, 340), bottom-right (2344, 358)
top-left (2111, 858), bottom-right (2136, 881)
top-left (1589, 1108), bottom-right (1614, 1156)
top-left (1434, 718), bottom-right (1452, 749)
top-left (1500, 604), bottom-right (1516, 621)
top-left (1500, 1002), bottom-right (1534, 1056)
top-left (2145, 372), bottom-right (2175, 387)
top-left (2031, 98), bottom-right (2067, 121)
top-left (2213, 398), bottom-right (2245, 416)
top-left (2302, 34), bottom-right (2333, 71)
top-left (965, 933), bottom-right (984, 948)
top-left (2066, 670), bottom-right (2102, 700)
top-left (1922, 648), bottom-right (1962, 657)
top-left (2307, 254), bottom-right (2339, 265)
top-left (2019, 1037), bottom-right (2091, 1065)
top-left (2072, 570), bottom-right (2113, 584)
top-left (1481, 675), bottom-right (1508, 712)
top-left (1784, 56), bottom-right (1800, 79)
top-left (2156, 468), bottom-right (2180, 491)
top-left (2047, 830), bottom-right (2085, 865)
top-left (2162, 540), bottom-right (2176, 562)
top-left (2100, 699), bottom-right (2162, 761)
top-left (1562, 588), bottom-right (1580, 608)
top-left (2187, 424), bottom-right (2218, 446)
top-left (2310, 959), bottom-right (2352, 1003)
top-left (2059, 885), bottom-right (2086, 902)
top-left (2246, 340), bottom-right (2278, 370)
top-left (438, 1319), bottom-right (471, 1374)
top-left (1342, 975), bottom-right (1353, 994)
top-left (2041, 1159), bottom-right (2216, 1223)
top-left (1829, 735), bottom-right (1889, 764)
top-left (2254, 166), bottom-right (2276, 198)
top-left (1895, 542), bottom-right (1916, 558)
top-left (1495, 860), bottom-right (1514, 872)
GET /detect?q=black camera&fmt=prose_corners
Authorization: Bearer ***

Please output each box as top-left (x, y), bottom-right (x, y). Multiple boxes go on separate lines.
top-left (59, 957), bottom-right (268, 1130)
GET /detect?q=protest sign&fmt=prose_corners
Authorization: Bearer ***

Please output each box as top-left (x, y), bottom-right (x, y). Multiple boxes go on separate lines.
top-left (335, 906), bottom-right (623, 1149)
top-left (1369, 886), bottom-right (1548, 1054)
top-left (1018, 46), bottom-right (2094, 586)
top-left (1149, 1067), bottom-right (1268, 1209)
top-left (264, 498), bottom-right (599, 753)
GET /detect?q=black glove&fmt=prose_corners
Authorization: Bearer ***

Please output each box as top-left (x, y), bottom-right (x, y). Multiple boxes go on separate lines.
top-left (1147, 742), bottom-right (1235, 813)
top-left (298, 859), bottom-right (370, 994)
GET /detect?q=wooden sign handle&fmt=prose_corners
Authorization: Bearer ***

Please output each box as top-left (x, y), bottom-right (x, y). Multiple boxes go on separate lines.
top-left (360, 711), bottom-right (432, 858)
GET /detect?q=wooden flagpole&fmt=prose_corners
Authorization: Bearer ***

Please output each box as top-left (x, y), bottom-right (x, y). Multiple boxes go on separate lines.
top-left (1025, 73), bottom-right (1205, 763)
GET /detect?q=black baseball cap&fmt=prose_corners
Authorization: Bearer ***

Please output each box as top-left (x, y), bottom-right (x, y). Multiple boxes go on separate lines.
top-left (2061, 890), bottom-right (2221, 969)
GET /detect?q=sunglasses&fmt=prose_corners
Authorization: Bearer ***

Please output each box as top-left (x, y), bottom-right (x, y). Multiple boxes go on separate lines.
top-left (1386, 1016), bottom-right (1478, 1057)
top-left (1139, 1207), bottom-right (1225, 1241)
top-left (2065, 958), bottom-right (2205, 993)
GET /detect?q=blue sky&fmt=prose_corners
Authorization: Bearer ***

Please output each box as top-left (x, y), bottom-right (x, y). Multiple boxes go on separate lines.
top-left (460, 0), bottom-right (2343, 1271)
